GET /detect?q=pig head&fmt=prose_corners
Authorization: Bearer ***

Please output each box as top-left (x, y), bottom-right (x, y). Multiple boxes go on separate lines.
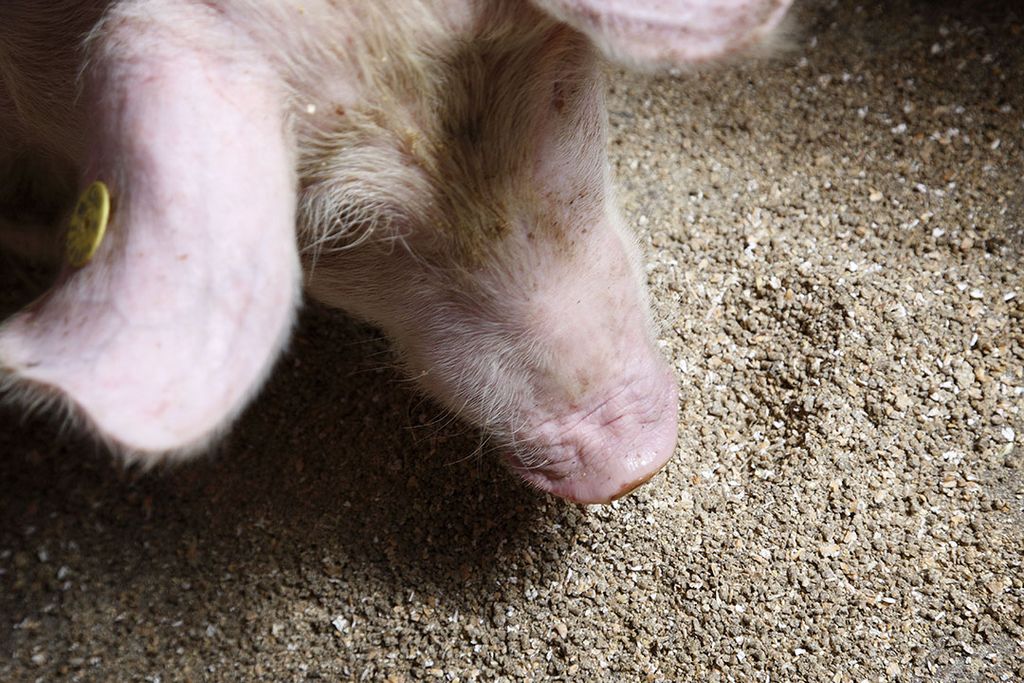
top-left (0, 0), bottom-right (790, 503)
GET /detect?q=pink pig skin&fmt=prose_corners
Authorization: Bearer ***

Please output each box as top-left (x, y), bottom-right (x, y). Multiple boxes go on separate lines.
top-left (0, 0), bottom-right (790, 503)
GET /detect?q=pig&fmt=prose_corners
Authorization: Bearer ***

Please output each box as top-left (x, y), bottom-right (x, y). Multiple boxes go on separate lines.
top-left (0, 1), bottom-right (791, 504)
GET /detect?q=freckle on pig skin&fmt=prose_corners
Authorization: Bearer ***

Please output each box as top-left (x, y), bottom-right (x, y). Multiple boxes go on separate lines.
top-left (0, 0), bottom-right (791, 503)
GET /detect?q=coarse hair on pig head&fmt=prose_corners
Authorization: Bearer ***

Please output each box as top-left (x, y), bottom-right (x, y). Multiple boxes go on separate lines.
top-left (0, 0), bottom-right (791, 504)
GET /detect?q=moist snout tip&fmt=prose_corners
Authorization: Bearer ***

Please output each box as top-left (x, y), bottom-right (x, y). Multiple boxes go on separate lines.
top-left (534, 447), bottom-right (675, 505)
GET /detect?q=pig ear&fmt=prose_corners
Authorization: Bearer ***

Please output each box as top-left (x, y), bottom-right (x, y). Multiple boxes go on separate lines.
top-left (533, 0), bottom-right (792, 66)
top-left (0, 32), bottom-right (299, 459)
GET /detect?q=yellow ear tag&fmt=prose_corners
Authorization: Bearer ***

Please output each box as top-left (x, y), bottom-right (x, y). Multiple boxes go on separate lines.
top-left (66, 181), bottom-right (111, 267)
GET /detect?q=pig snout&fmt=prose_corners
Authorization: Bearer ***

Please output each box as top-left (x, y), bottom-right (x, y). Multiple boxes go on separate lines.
top-left (400, 301), bottom-right (679, 505)
top-left (307, 205), bottom-right (680, 504)
top-left (506, 351), bottom-right (679, 504)
top-left (492, 228), bottom-right (679, 503)
top-left (387, 222), bottom-right (684, 505)
top-left (513, 383), bottom-right (679, 503)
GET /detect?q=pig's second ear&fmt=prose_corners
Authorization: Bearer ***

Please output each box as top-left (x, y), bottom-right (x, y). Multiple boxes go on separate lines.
top-left (0, 28), bottom-right (299, 459)
top-left (533, 0), bottom-right (792, 66)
